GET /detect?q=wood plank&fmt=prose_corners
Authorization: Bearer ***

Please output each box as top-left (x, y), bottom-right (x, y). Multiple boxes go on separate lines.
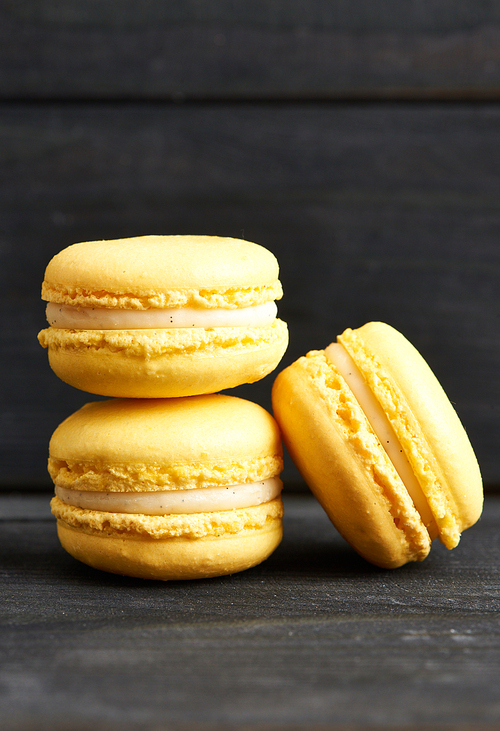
top-left (1, 493), bottom-right (500, 730)
top-left (1, 102), bottom-right (499, 487)
top-left (3, 1), bottom-right (500, 99)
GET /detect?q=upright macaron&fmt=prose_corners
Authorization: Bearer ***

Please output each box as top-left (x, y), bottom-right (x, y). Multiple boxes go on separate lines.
top-left (49, 394), bottom-right (284, 580)
top-left (38, 235), bottom-right (288, 397)
top-left (272, 322), bottom-right (483, 569)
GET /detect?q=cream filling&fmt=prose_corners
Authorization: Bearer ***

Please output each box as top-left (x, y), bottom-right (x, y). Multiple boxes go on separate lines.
top-left (54, 477), bottom-right (283, 515)
top-left (46, 301), bottom-right (278, 330)
top-left (324, 342), bottom-right (438, 539)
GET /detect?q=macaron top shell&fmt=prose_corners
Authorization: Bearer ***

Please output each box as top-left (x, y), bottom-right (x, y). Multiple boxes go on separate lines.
top-left (49, 394), bottom-right (283, 493)
top-left (339, 322), bottom-right (483, 549)
top-left (41, 235), bottom-right (283, 310)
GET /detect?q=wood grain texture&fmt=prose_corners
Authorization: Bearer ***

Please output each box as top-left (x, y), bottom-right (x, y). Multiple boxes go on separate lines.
top-left (1, 102), bottom-right (498, 488)
top-left (1, 493), bottom-right (499, 730)
top-left (3, 1), bottom-right (500, 99)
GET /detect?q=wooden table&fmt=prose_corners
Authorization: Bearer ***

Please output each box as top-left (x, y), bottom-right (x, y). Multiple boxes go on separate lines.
top-left (2, 491), bottom-right (499, 730)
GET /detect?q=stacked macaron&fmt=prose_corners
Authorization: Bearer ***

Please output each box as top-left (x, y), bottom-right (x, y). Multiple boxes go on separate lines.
top-left (39, 235), bottom-right (288, 579)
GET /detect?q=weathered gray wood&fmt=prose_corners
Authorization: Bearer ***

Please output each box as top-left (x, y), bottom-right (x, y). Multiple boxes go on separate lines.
top-left (1, 102), bottom-right (499, 488)
top-left (1, 492), bottom-right (499, 730)
top-left (3, 1), bottom-right (500, 99)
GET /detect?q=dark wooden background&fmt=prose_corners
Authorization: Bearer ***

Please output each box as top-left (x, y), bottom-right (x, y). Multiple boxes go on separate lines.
top-left (3, 6), bottom-right (500, 731)
top-left (1, 1), bottom-right (500, 490)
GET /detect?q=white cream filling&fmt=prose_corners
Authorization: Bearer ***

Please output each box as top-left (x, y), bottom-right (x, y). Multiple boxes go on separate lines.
top-left (54, 477), bottom-right (283, 515)
top-left (324, 342), bottom-right (437, 539)
top-left (46, 301), bottom-right (278, 330)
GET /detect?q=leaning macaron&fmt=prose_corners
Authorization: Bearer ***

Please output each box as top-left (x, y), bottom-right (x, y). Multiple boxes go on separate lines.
top-left (38, 235), bottom-right (288, 397)
top-left (272, 322), bottom-right (483, 569)
top-left (49, 394), bottom-right (284, 580)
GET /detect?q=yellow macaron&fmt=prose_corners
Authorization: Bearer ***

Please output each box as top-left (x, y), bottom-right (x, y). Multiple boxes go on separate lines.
top-left (272, 321), bottom-right (483, 569)
top-left (48, 394), bottom-right (284, 580)
top-left (38, 235), bottom-right (288, 397)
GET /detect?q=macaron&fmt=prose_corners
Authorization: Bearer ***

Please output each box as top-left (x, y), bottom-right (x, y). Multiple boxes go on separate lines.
top-left (48, 394), bottom-right (284, 580)
top-left (38, 235), bottom-right (288, 397)
top-left (272, 322), bottom-right (483, 569)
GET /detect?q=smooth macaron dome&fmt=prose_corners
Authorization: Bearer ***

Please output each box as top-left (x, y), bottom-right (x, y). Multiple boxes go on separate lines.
top-left (38, 235), bottom-right (288, 397)
top-left (49, 394), bottom-right (284, 580)
top-left (272, 322), bottom-right (483, 569)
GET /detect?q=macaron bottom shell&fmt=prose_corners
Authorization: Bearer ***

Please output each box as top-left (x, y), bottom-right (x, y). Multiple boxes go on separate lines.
top-left (56, 521), bottom-right (283, 581)
top-left (52, 496), bottom-right (284, 580)
top-left (38, 321), bottom-right (288, 397)
top-left (272, 353), bottom-right (431, 569)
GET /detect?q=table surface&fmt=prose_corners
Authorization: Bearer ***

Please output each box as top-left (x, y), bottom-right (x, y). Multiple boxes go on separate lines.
top-left (1, 491), bottom-right (499, 731)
